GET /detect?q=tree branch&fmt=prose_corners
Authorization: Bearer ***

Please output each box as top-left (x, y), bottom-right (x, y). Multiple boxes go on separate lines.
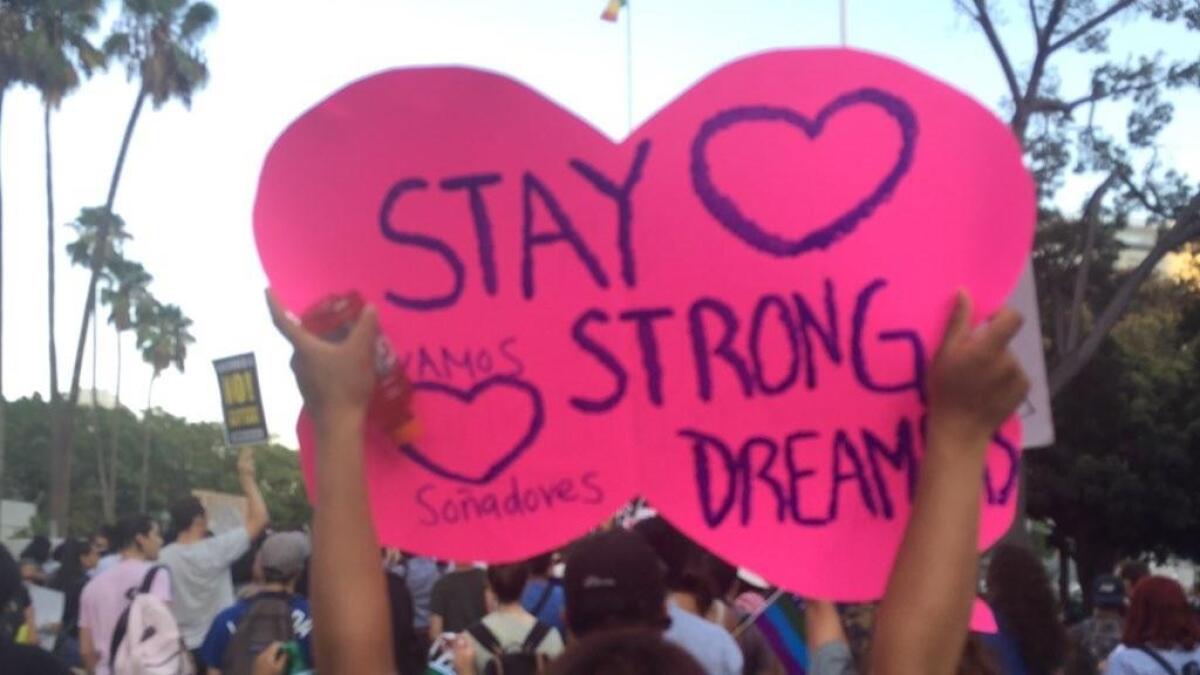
top-left (1048, 0), bottom-right (1138, 53)
top-left (971, 0), bottom-right (1024, 107)
top-left (1028, 73), bottom-right (1168, 116)
top-left (1119, 172), bottom-right (1172, 219)
top-left (1029, 0), bottom-right (1043, 41)
top-left (1050, 193), bottom-right (1200, 395)
top-left (1066, 172), bottom-right (1120, 352)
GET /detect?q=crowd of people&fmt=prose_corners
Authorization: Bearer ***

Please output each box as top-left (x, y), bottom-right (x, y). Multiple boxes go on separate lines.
top-left (1, 291), bottom-right (1197, 674)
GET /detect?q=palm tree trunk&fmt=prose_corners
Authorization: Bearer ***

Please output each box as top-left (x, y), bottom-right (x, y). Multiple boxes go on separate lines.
top-left (0, 86), bottom-right (8, 532)
top-left (45, 102), bottom-right (63, 531)
top-left (53, 86), bottom-right (149, 534)
top-left (105, 331), bottom-right (122, 522)
top-left (90, 292), bottom-right (112, 520)
top-left (46, 102), bottom-right (59, 400)
top-left (139, 374), bottom-right (157, 513)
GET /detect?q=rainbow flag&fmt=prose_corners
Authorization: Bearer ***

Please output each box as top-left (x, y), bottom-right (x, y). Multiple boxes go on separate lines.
top-left (755, 594), bottom-right (809, 674)
top-left (601, 0), bottom-right (626, 21)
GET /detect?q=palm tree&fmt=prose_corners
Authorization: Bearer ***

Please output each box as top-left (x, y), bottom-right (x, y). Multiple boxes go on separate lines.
top-left (26, 0), bottom-right (106, 528)
top-left (52, 0), bottom-right (216, 534)
top-left (98, 257), bottom-right (152, 520)
top-left (66, 208), bottom-right (126, 521)
top-left (0, 0), bottom-right (32, 539)
top-left (29, 1), bottom-right (105, 397)
top-left (135, 301), bottom-right (194, 512)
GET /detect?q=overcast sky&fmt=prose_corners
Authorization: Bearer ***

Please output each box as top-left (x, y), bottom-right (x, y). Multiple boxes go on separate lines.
top-left (1, 0), bottom-right (1195, 447)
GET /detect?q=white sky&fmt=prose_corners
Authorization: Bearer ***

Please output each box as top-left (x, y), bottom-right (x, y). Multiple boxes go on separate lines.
top-left (1, 0), bottom-right (1196, 447)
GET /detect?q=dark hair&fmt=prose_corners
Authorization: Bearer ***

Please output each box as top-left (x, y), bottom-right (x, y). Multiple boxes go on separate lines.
top-left (50, 538), bottom-right (89, 592)
top-left (488, 562), bottom-right (531, 605)
top-left (168, 497), bottom-right (206, 541)
top-left (549, 628), bottom-right (705, 675)
top-left (386, 572), bottom-right (424, 675)
top-left (113, 514), bottom-right (158, 551)
top-left (564, 531), bottom-right (668, 638)
top-left (18, 536), bottom-right (51, 565)
top-left (527, 552), bottom-right (555, 577)
top-left (1120, 561), bottom-right (1151, 589)
top-left (1122, 576), bottom-right (1200, 650)
top-left (986, 544), bottom-right (1067, 674)
top-left (0, 545), bottom-right (21, 609)
top-left (634, 518), bottom-right (718, 613)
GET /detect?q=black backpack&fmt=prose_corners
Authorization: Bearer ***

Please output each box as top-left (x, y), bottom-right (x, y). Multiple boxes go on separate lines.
top-left (465, 620), bottom-right (552, 675)
top-left (223, 594), bottom-right (296, 675)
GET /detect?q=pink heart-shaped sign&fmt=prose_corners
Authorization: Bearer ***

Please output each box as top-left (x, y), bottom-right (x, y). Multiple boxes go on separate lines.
top-left (255, 48), bottom-right (1034, 602)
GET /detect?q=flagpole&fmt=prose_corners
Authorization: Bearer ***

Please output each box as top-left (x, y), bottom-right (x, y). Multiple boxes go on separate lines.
top-left (626, 1), bottom-right (634, 133)
top-left (839, 0), bottom-right (848, 46)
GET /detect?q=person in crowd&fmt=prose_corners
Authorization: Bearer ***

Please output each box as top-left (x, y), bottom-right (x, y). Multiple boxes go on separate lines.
top-left (521, 551), bottom-right (566, 634)
top-left (79, 513), bottom-right (170, 675)
top-left (699, 554), bottom-right (784, 675)
top-left (0, 544), bottom-right (71, 675)
top-left (982, 543), bottom-right (1068, 674)
top-left (428, 560), bottom-right (487, 640)
top-left (266, 286), bottom-right (1027, 675)
top-left (160, 446), bottom-right (270, 670)
top-left (1070, 575), bottom-right (1127, 669)
top-left (806, 599), bottom-right (859, 675)
top-left (385, 567), bottom-right (425, 675)
top-left (458, 562), bottom-right (565, 674)
top-left (18, 536), bottom-right (51, 585)
top-left (93, 528), bottom-right (121, 577)
top-left (1105, 576), bottom-right (1200, 673)
top-left (388, 551), bottom-right (441, 651)
top-left (1119, 562), bottom-right (1150, 602)
top-left (547, 628), bottom-right (705, 675)
top-left (634, 516), bottom-right (743, 675)
top-left (197, 531), bottom-right (313, 674)
top-left (0, 543), bottom-right (35, 646)
top-left (49, 537), bottom-right (100, 667)
top-left (562, 529), bottom-right (671, 638)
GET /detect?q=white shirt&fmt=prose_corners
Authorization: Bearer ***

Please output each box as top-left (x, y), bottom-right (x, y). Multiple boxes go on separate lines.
top-left (158, 528), bottom-right (251, 648)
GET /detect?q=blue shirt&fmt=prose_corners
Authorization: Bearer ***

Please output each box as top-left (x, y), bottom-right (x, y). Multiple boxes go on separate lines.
top-left (198, 593), bottom-right (313, 670)
top-left (665, 600), bottom-right (744, 675)
top-left (519, 579), bottom-right (566, 634)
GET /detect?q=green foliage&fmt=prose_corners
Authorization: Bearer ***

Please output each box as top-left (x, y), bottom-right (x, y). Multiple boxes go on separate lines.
top-left (1027, 279), bottom-right (1200, 592)
top-left (107, 0), bottom-right (217, 108)
top-left (1, 395), bottom-right (311, 534)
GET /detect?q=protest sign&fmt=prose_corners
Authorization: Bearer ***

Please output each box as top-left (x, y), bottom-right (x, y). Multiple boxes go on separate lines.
top-left (214, 353), bottom-right (269, 446)
top-left (256, 48), bottom-right (1034, 599)
top-left (192, 489), bottom-right (249, 534)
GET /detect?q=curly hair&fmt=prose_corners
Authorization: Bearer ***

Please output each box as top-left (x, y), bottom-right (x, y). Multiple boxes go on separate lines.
top-left (986, 544), bottom-right (1067, 674)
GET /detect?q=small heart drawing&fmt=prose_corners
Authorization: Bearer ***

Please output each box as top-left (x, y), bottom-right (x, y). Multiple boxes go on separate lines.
top-left (690, 88), bottom-right (918, 257)
top-left (399, 376), bottom-right (544, 486)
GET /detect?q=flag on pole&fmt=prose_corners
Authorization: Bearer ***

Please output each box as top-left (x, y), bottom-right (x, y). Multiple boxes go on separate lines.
top-left (601, 0), bottom-right (626, 22)
top-left (752, 594), bottom-right (809, 674)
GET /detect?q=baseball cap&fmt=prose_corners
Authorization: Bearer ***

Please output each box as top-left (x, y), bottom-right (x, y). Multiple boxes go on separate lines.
top-left (1093, 574), bottom-right (1125, 608)
top-left (258, 532), bottom-right (310, 579)
top-left (564, 530), bottom-right (669, 637)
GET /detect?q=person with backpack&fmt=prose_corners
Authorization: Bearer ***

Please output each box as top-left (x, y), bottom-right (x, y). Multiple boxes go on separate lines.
top-left (1104, 577), bottom-right (1200, 675)
top-left (79, 514), bottom-right (173, 675)
top-left (197, 531), bottom-right (314, 675)
top-left (459, 563), bottom-right (564, 675)
top-left (160, 446), bottom-right (271, 671)
top-left (520, 553), bottom-right (566, 635)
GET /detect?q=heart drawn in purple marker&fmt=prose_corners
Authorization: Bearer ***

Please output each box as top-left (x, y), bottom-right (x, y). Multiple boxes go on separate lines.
top-left (399, 375), bottom-right (544, 485)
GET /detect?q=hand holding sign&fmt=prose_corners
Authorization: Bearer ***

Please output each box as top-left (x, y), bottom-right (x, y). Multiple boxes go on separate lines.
top-left (255, 48), bottom-right (1035, 601)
